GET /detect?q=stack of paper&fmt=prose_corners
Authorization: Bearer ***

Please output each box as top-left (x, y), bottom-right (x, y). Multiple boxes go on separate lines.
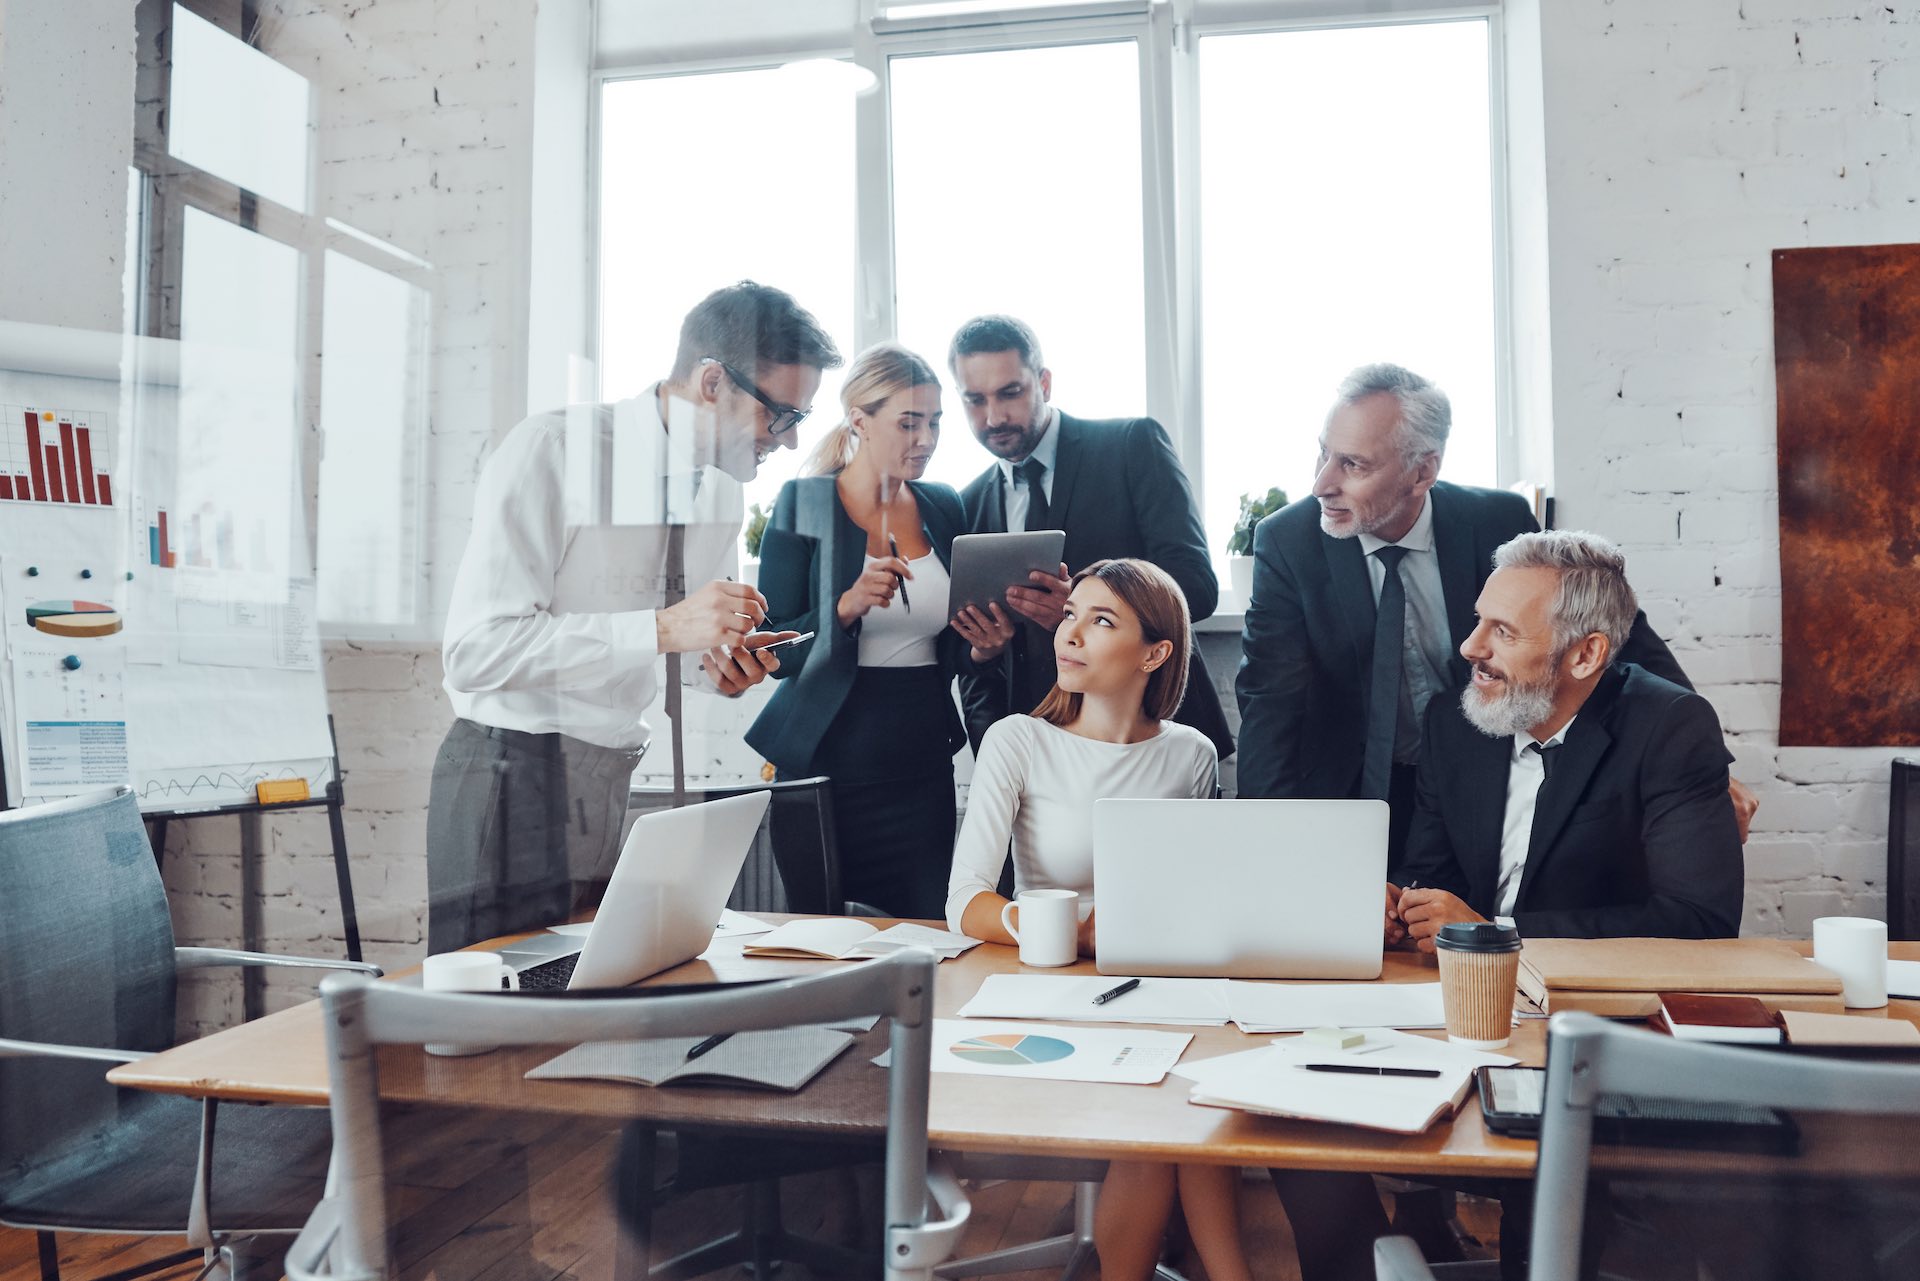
top-left (1888, 958), bottom-right (1920, 999)
top-left (957, 975), bottom-right (1231, 1025)
top-left (1225, 982), bottom-right (1447, 1033)
top-left (1179, 1029), bottom-right (1516, 1134)
top-left (714, 909), bottom-right (775, 939)
top-left (743, 918), bottom-right (981, 961)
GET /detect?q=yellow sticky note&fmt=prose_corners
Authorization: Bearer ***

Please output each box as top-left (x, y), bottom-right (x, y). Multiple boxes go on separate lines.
top-left (256, 779), bottom-right (311, 805)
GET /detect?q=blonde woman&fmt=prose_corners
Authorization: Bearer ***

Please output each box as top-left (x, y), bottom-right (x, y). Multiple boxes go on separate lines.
top-left (746, 343), bottom-right (1014, 917)
top-left (945, 558), bottom-right (1250, 1281)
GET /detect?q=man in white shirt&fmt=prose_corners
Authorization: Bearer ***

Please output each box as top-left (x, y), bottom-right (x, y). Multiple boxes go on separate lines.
top-left (426, 281), bottom-right (841, 951)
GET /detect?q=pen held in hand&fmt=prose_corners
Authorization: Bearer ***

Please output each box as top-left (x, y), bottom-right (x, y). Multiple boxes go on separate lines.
top-left (685, 1032), bottom-right (733, 1061)
top-left (1091, 978), bottom-right (1140, 1006)
top-left (1295, 1063), bottom-right (1442, 1078)
top-left (887, 535), bottom-right (911, 612)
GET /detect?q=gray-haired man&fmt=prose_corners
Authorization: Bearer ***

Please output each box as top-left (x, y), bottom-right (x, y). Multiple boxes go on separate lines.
top-left (1391, 529), bottom-right (1745, 946)
top-left (1233, 363), bottom-right (1753, 871)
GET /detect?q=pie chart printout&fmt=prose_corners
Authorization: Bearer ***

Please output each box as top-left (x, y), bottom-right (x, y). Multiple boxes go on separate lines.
top-left (25, 599), bottom-right (123, 638)
top-left (949, 1033), bottom-right (1076, 1067)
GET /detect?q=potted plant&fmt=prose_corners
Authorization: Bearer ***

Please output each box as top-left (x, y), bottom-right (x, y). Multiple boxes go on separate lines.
top-left (741, 502), bottom-right (770, 587)
top-left (1226, 487), bottom-right (1288, 604)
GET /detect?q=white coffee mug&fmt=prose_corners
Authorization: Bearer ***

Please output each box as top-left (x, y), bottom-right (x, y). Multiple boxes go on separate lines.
top-left (1812, 915), bottom-right (1888, 1009)
top-left (421, 951), bottom-right (520, 1055)
top-left (1000, 889), bottom-right (1079, 968)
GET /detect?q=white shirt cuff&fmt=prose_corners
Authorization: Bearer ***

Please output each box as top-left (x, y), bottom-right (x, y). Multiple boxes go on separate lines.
top-left (613, 608), bottom-right (660, 666)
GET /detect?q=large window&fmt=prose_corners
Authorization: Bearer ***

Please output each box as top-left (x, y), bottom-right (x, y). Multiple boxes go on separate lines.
top-left (891, 40), bottom-right (1146, 493)
top-left (597, 65), bottom-right (858, 526)
top-left (596, 4), bottom-right (1505, 583)
top-left (1198, 19), bottom-right (1498, 548)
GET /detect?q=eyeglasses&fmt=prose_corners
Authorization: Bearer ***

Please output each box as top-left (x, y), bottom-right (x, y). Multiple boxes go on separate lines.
top-left (702, 358), bottom-right (810, 436)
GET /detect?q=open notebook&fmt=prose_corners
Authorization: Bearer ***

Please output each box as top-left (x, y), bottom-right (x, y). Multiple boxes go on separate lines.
top-left (526, 1026), bottom-right (854, 1092)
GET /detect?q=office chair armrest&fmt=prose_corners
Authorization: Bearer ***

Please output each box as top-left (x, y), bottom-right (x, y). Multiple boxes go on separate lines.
top-left (887, 1155), bottom-right (973, 1272)
top-left (175, 946), bottom-right (385, 977)
top-left (0, 1035), bottom-right (152, 1065)
top-left (1373, 1235), bottom-right (1438, 1281)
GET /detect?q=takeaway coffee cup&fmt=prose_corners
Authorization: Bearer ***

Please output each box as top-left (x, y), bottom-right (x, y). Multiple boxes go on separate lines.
top-left (421, 951), bottom-right (520, 1056)
top-left (1000, 889), bottom-right (1080, 968)
top-left (1434, 922), bottom-right (1523, 1049)
top-left (1813, 916), bottom-right (1888, 1009)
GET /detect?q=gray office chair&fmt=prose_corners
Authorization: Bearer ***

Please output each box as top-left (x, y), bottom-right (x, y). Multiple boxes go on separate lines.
top-left (283, 950), bottom-right (969, 1280)
top-left (0, 785), bottom-right (381, 1281)
top-left (1374, 1011), bottom-right (1920, 1281)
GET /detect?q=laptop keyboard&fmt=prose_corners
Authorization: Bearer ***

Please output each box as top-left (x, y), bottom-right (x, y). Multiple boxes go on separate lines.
top-left (517, 953), bottom-right (580, 992)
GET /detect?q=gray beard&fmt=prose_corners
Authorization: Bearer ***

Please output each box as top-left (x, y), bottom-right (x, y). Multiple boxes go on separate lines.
top-left (1460, 675), bottom-right (1558, 739)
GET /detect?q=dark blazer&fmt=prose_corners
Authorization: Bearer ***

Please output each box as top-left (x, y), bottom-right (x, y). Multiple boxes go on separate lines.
top-left (1233, 481), bottom-right (1689, 801)
top-left (1398, 662), bottom-right (1744, 939)
top-left (745, 476), bottom-right (974, 775)
top-left (956, 411), bottom-right (1234, 758)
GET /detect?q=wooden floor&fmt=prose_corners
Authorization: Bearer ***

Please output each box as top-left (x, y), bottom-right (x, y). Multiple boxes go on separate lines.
top-left (0, 1109), bottom-right (1500, 1281)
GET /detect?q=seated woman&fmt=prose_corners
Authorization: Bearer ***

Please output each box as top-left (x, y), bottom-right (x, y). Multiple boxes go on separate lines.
top-left (944, 557), bottom-right (1250, 1281)
top-left (747, 342), bottom-right (1012, 918)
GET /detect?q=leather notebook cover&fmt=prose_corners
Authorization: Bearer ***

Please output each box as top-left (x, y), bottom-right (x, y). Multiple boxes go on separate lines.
top-left (1654, 992), bottom-right (1784, 1042)
top-left (1518, 938), bottom-right (1842, 995)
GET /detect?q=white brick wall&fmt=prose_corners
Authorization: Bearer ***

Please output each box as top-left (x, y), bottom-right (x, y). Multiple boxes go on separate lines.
top-left (156, 0), bottom-right (1920, 1035)
top-left (1540, 0), bottom-right (1919, 937)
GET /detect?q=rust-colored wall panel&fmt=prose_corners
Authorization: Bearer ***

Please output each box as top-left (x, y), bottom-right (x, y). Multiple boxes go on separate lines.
top-left (1774, 242), bottom-right (1920, 747)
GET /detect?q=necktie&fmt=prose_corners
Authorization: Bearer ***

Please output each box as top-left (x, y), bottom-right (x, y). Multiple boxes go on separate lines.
top-left (664, 523), bottom-right (687, 808)
top-left (1527, 740), bottom-right (1560, 781)
top-left (1017, 458), bottom-right (1051, 532)
top-left (1361, 545), bottom-right (1409, 801)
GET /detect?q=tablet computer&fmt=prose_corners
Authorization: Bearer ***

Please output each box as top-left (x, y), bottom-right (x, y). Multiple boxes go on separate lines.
top-left (948, 531), bottom-right (1068, 614)
top-left (1474, 1065), bottom-right (1798, 1152)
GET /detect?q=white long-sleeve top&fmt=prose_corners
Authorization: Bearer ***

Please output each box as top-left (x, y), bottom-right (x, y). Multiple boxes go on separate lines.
top-left (441, 390), bottom-right (738, 751)
top-left (944, 715), bottom-right (1219, 933)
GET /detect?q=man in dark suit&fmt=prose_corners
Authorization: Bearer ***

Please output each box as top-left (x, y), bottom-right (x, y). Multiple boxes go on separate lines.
top-left (1391, 529), bottom-right (1744, 945)
top-left (1235, 363), bottom-right (1752, 869)
top-left (1279, 531), bottom-right (1746, 1281)
top-left (949, 315), bottom-right (1233, 757)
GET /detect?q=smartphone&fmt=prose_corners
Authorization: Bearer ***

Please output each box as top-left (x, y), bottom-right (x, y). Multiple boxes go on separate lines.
top-left (749, 630), bottom-right (815, 652)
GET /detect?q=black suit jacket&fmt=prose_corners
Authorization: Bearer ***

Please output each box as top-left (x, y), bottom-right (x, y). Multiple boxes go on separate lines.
top-left (956, 411), bottom-right (1234, 758)
top-left (1398, 662), bottom-right (1743, 939)
top-left (745, 477), bottom-right (974, 774)
top-left (1233, 481), bottom-right (1688, 801)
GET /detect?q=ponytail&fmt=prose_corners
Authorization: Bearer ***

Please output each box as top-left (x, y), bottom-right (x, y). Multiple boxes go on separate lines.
top-left (800, 420), bottom-right (860, 477)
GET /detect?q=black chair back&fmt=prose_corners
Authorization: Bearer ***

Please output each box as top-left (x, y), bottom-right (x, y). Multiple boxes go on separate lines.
top-left (0, 787), bottom-right (177, 1180)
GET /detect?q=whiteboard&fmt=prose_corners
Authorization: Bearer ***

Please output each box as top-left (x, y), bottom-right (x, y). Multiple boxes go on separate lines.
top-left (0, 321), bottom-right (333, 813)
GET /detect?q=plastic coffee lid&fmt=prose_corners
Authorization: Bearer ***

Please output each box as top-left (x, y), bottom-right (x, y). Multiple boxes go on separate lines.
top-left (1434, 921), bottom-right (1522, 953)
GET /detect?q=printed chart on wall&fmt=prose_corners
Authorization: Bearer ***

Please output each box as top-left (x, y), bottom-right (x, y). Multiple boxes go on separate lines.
top-left (0, 342), bottom-right (334, 813)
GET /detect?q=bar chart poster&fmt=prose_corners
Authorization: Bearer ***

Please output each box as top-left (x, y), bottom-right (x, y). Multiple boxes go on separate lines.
top-left (1, 406), bottom-right (117, 508)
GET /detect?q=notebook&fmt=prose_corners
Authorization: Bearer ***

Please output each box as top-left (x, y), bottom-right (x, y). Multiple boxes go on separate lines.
top-left (1651, 993), bottom-right (1783, 1044)
top-left (1518, 938), bottom-right (1844, 1016)
top-left (526, 1026), bottom-right (855, 1091)
top-left (742, 919), bottom-right (979, 961)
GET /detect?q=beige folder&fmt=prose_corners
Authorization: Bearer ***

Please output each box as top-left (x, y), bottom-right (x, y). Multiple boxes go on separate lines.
top-left (1518, 938), bottom-right (1844, 1017)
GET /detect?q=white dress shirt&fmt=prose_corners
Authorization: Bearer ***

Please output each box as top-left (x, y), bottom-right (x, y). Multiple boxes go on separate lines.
top-left (993, 406), bottom-right (1061, 533)
top-left (944, 716), bottom-right (1219, 932)
top-left (1357, 494), bottom-right (1452, 763)
top-left (1493, 716), bottom-right (1577, 921)
top-left (441, 388), bottom-right (739, 751)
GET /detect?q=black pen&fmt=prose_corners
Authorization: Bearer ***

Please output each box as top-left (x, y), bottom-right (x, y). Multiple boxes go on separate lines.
top-left (1092, 978), bottom-right (1140, 1006)
top-left (686, 1032), bottom-right (733, 1061)
top-left (1295, 1063), bottom-right (1441, 1078)
top-left (887, 534), bottom-right (911, 612)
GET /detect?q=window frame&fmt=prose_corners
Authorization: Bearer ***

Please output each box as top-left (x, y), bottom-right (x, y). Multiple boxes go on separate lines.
top-left (589, 0), bottom-right (1519, 576)
top-left (132, 0), bottom-right (436, 640)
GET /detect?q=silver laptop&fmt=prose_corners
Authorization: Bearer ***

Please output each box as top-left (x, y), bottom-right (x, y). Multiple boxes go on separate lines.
top-left (1091, 798), bottom-right (1389, 979)
top-left (496, 790), bottom-right (770, 990)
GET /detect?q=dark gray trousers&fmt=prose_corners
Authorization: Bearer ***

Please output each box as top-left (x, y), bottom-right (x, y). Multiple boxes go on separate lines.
top-left (425, 718), bottom-right (638, 953)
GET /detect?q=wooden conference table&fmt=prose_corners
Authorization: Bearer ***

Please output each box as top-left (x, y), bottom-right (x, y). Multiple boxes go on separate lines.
top-left (109, 929), bottom-right (1920, 1184)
